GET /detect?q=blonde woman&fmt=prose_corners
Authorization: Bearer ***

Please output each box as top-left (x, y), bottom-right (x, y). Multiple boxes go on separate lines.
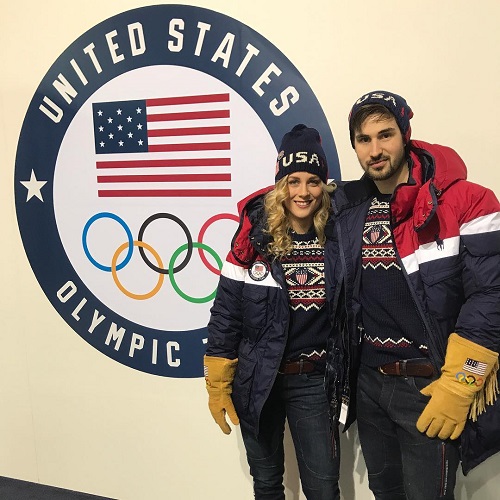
top-left (204, 124), bottom-right (344, 500)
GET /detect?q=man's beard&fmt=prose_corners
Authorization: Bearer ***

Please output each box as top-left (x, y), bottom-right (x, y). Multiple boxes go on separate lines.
top-left (364, 150), bottom-right (407, 182)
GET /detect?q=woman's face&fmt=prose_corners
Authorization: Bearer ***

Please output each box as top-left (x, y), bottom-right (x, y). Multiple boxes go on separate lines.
top-left (284, 172), bottom-right (323, 234)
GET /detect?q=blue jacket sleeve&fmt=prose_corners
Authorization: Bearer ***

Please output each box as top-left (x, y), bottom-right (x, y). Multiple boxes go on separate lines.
top-left (456, 186), bottom-right (500, 351)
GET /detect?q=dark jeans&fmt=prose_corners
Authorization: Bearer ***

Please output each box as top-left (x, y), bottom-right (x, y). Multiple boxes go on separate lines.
top-left (356, 363), bottom-right (461, 500)
top-left (240, 372), bottom-right (340, 500)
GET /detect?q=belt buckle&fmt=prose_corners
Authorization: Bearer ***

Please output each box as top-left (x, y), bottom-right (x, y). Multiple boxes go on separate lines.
top-left (297, 359), bottom-right (304, 375)
top-left (400, 359), bottom-right (407, 378)
top-left (378, 360), bottom-right (407, 377)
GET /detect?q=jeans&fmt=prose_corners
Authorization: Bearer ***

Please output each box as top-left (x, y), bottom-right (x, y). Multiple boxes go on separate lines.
top-left (356, 364), bottom-right (461, 500)
top-left (240, 372), bottom-right (340, 500)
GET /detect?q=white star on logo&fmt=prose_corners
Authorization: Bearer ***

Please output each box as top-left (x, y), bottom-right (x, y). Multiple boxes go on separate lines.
top-left (127, 116), bottom-right (132, 123)
top-left (107, 117), bottom-right (113, 123)
top-left (117, 108), bottom-right (122, 115)
top-left (97, 110), bottom-right (103, 116)
top-left (118, 140), bottom-right (124, 147)
top-left (136, 107), bottom-right (142, 114)
top-left (20, 170), bottom-right (47, 202)
top-left (137, 123), bottom-right (143, 130)
top-left (117, 125), bottom-right (123, 131)
top-left (138, 139), bottom-right (143, 146)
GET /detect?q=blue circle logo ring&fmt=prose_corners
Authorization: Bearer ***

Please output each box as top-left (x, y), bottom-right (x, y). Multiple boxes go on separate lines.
top-left (82, 212), bottom-right (134, 272)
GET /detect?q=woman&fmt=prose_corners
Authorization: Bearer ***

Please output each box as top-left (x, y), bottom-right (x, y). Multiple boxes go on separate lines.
top-left (204, 124), bottom-right (343, 500)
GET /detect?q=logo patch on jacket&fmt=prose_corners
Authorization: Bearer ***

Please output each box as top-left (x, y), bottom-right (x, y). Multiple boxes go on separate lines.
top-left (249, 260), bottom-right (270, 281)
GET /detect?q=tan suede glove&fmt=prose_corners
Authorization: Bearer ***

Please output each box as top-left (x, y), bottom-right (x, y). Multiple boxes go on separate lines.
top-left (417, 333), bottom-right (499, 440)
top-left (204, 355), bottom-right (240, 435)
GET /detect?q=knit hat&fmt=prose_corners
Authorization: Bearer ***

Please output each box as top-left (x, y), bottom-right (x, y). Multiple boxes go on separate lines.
top-left (275, 124), bottom-right (328, 183)
top-left (348, 90), bottom-right (413, 147)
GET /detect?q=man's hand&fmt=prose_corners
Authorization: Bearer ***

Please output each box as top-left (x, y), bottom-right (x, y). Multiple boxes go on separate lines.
top-left (417, 334), bottom-right (498, 440)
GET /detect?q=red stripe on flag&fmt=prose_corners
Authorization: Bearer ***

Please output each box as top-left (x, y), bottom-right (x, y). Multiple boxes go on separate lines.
top-left (98, 189), bottom-right (232, 197)
top-left (147, 126), bottom-right (230, 137)
top-left (146, 93), bottom-right (230, 106)
top-left (97, 173), bottom-right (231, 183)
top-left (147, 110), bottom-right (230, 122)
top-left (96, 158), bottom-right (231, 169)
top-left (148, 142), bottom-right (230, 152)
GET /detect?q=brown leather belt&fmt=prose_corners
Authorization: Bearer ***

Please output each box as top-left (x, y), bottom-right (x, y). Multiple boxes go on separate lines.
top-left (378, 358), bottom-right (435, 378)
top-left (278, 359), bottom-right (324, 375)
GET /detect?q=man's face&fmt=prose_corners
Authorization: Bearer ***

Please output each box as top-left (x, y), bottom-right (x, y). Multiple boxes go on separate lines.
top-left (353, 115), bottom-right (408, 191)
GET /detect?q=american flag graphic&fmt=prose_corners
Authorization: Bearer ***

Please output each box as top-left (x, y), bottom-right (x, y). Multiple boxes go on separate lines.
top-left (463, 357), bottom-right (487, 376)
top-left (370, 225), bottom-right (381, 243)
top-left (296, 269), bottom-right (308, 285)
top-left (254, 264), bottom-right (265, 274)
top-left (92, 93), bottom-right (231, 198)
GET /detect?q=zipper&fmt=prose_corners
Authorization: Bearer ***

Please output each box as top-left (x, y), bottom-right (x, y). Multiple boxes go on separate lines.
top-left (357, 324), bottom-right (364, 343)
top-left (439, 441), bottom-right (449, 497)
top-left (333, 218), bottom-right (354, 426)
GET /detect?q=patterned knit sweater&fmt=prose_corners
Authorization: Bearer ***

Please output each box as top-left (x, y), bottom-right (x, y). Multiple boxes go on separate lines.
top-left (280, 229), bottom-right (329, 362)
top-left (360, 194), bottom-right (428, 367)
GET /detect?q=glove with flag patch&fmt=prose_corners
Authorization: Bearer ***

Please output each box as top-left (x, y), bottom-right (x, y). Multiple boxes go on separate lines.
top-left (417, 333), bottom-right (499, 440)
top-left (204, 355), bottom-right (239, 435)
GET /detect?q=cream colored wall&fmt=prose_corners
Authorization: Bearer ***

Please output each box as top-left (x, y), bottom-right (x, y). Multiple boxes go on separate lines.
top-left (1, 1), bottom-right (499, 499)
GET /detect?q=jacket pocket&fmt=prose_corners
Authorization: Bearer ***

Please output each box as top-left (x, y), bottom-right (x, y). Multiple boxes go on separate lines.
top-left (233, 354), bottom-right (256, 414)
top-left (420, 260), bottom-right (463, 286)
top-left (242, 285), bottom-right (269, 331)
top-left (420, 261), bottom-right (464, 321)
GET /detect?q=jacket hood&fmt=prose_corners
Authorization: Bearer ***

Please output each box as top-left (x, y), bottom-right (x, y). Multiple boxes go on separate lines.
top-left (236, 186), bottom-right (274, 215)
top-left (406, 140), bottom-right (468, 231)
top-left (410, 140), bottom-right (467, 191)
top-left (230, 186), bottom-right (273, 265)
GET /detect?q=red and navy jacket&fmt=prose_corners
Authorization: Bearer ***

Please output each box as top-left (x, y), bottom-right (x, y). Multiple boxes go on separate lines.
top-left (205, 186), bottom-right (347, 437)
top-left (327, 140), bottom-right (500, 474)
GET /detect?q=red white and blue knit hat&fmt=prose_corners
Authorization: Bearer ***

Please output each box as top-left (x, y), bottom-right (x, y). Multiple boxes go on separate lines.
top-left (348, 90), bottom-right (414, 147)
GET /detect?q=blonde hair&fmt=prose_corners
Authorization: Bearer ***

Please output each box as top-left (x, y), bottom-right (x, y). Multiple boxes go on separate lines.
top-left (264, 177), bottom-right (335, 259)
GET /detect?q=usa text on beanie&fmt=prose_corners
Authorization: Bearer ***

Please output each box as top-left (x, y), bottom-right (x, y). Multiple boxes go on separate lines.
top-left (348, 91), bottom-right (413, 147)
top-left (275, 124), bottom-right (328, 183)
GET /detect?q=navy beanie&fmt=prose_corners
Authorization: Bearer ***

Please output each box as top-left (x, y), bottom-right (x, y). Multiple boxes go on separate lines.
top-left (274, 124), bottom-right (328, 183)
top-left (348, 90), bottom-right (414, 147)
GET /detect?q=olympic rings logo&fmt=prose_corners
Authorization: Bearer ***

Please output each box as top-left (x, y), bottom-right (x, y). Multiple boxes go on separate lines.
top-left (455, 372), bottom-right (483, 387)
top-left (82, 212), bottom-right (238, 304)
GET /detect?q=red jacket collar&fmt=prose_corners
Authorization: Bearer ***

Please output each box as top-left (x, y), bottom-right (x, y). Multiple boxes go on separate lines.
top-left (392, 141), bottom-right (467, 228)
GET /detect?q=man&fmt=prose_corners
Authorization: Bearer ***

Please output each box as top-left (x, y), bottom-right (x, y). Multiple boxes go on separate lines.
top-left (329, 90), bottom-right (500, 499)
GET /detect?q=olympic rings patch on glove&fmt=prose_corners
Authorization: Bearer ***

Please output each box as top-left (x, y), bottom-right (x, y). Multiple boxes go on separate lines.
top-left (455, 371), bottom-right (483, 387)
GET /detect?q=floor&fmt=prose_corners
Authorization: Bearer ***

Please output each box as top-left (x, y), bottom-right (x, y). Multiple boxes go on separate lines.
top-left (0, 477), bottom-right (116, 500)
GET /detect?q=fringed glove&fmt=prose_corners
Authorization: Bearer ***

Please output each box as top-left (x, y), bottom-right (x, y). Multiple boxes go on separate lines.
top-left (417, 333), bottom-right (498, 440)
